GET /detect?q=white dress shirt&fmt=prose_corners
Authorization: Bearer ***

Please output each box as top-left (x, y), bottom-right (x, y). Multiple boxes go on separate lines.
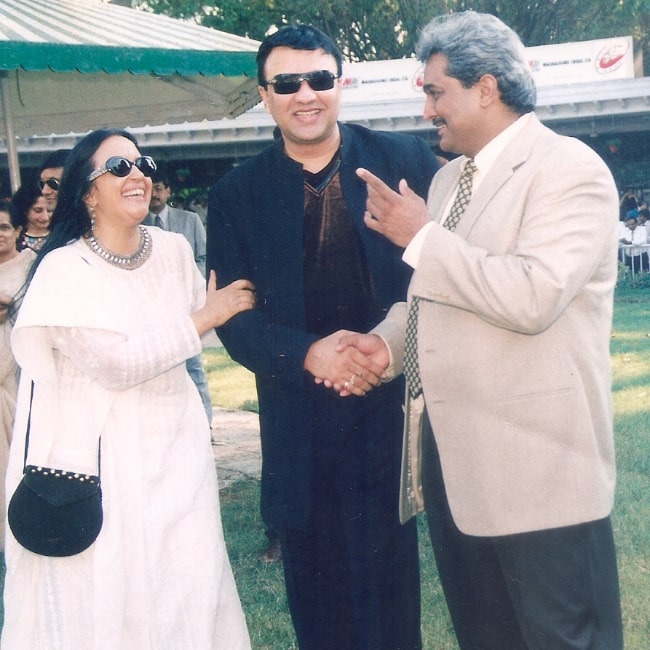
top-left (403, 112), bottom-right (534, 269)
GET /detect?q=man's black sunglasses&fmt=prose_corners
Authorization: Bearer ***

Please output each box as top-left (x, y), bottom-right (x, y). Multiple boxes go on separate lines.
top-left (87, 156), bottom-right (157, 182)
top-left (265, 70), bottom-right (340, 95)
top-left (38, 178), bottom-right (60, 192)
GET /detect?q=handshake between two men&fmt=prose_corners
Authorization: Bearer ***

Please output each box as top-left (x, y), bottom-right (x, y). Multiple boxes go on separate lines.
top-left (303, 329), bottom-right (390, 398)
top-left (302, 165), bottom-right (432, 398)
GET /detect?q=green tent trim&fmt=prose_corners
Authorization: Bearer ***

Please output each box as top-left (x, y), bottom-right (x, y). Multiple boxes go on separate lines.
top-left (0, 42), bottom-right (257, 77)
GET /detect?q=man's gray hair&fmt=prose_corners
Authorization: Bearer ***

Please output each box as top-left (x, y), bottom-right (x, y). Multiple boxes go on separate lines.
top-left (416, 11), bottom-right (536, 114)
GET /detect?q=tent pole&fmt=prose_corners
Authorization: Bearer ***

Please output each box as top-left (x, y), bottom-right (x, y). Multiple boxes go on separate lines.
top-left (0, 72), bottom-right (21, 193)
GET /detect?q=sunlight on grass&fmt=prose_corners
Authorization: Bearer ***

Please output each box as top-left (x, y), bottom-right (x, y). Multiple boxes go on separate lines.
top-left (613, 387), bottom-right (650, 416)
top-left (611, 355), bottom-right (650, 383)
top-left (203, 347), bottom-right (258, 412)
top-left (609, 288), bottom-right (650, 646)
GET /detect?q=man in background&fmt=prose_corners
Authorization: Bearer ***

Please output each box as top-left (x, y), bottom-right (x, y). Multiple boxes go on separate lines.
top-left (144, 169), bottom-right (207, 274)
top-left (37, 149), bottom-right (71, 212)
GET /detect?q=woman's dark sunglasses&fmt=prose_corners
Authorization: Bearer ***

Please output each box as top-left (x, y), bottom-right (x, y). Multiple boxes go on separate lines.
top-left (87, 156), bottom-right (157, 182)
top-left (37, 178), bottom-right (60, 191)
top-left (265, 70), bottom-right (339, 95)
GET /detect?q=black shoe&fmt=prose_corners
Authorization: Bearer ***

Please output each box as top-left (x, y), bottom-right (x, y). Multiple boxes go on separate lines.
top-left (259, 539), bottom-right (282, 564)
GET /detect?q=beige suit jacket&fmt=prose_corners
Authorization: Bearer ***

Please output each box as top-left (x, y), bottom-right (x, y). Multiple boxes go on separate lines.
top-left (374, 114), bottom-right (619, 537)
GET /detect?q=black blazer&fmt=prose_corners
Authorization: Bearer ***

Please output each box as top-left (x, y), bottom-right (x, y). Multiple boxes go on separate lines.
top-left (207, 122), bottom-right (439, 528)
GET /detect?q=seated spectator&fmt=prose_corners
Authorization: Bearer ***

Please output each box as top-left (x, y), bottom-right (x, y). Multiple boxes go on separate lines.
top-left (619, 214), bottom-right (648, 272)
top-left (638, 207), bottom-right (650, 237)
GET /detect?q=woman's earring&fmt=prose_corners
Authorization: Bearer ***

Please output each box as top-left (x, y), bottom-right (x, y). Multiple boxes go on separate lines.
top-left (89, 205), bottom-right (96, 231)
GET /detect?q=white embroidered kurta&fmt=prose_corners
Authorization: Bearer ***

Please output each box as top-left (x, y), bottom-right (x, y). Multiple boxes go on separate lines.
top-left (0, 249), bottom-right (36, 551)
top-left (2, 228), bottom-right (250, 650)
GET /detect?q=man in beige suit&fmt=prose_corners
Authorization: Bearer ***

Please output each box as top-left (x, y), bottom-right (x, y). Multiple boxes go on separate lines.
top-left (337, 11), bottom-right (623, 650)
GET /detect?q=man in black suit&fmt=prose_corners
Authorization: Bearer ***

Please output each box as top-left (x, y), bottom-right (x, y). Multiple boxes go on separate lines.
top-left (207, 25), bottom-right (439, 650)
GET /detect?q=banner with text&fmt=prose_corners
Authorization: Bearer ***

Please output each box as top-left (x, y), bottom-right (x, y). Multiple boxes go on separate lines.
top-left (341, 36), bottom-right (636, 104)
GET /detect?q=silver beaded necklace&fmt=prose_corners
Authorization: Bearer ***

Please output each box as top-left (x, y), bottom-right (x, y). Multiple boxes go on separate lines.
top-left (85, 224), bottom-right (152, 270)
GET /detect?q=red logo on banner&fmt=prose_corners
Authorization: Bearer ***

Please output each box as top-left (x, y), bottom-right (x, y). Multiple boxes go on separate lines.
top-left (596, 41), bottom-right (629, 73)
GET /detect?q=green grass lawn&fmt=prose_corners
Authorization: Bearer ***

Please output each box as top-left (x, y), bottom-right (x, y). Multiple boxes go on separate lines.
top-left (608, 286), bottom-right (650, 647)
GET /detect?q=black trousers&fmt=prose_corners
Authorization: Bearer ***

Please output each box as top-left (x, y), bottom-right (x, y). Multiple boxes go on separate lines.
top-left (279, 386), bottom-right (421, 650)
top-left (421, 415), bottom-right (623, 650)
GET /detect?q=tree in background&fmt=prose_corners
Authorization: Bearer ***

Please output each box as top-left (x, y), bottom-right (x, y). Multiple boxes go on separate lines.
top-left (131, 0), bottom-right (650, 73)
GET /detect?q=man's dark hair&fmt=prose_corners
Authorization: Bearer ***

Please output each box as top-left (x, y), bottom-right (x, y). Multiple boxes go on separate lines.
top-left (148, 160), bottom-right (171, 188)
top-left (38, 149), bottom-right (72, 173)
top-left (256, 24), bottom-right (343, 87)
top-left (150, 170), bottom-right (171, 188)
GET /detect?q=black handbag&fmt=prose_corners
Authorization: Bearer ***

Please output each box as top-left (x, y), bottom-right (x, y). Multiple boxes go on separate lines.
top-left (7, 383), bottom-right (103, 557)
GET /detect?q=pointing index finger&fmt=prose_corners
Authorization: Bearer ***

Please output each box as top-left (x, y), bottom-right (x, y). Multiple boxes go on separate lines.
top-left (356, 167), bottom-right (401, 203)
top-left (356, 167), bottom-right (386, 190)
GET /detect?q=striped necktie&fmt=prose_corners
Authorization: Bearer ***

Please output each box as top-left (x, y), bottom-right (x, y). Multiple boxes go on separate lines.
top-left (442, 158), bottom-right (477, 231)
top-left (403, 159), bottom-right (477, 399)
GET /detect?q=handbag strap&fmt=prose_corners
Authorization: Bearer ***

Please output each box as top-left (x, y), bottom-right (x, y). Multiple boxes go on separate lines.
top-left (21, 381), bottom-right (34, 471)
top-left (22, 381), bottom-right (102, 477)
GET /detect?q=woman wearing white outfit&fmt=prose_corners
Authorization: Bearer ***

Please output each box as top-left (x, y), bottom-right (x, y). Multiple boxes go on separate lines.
top-left (2, 129), bottom-right (253, 649)
top-left (0, 199), bottom-right (35, 552)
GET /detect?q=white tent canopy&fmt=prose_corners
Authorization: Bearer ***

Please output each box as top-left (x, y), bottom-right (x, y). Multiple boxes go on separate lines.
top-left (0, 0), bottom-right (261, 191)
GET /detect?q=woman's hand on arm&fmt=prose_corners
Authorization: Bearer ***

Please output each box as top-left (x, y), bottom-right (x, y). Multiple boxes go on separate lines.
top-left (192, 270), bottom-right (255, 337)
